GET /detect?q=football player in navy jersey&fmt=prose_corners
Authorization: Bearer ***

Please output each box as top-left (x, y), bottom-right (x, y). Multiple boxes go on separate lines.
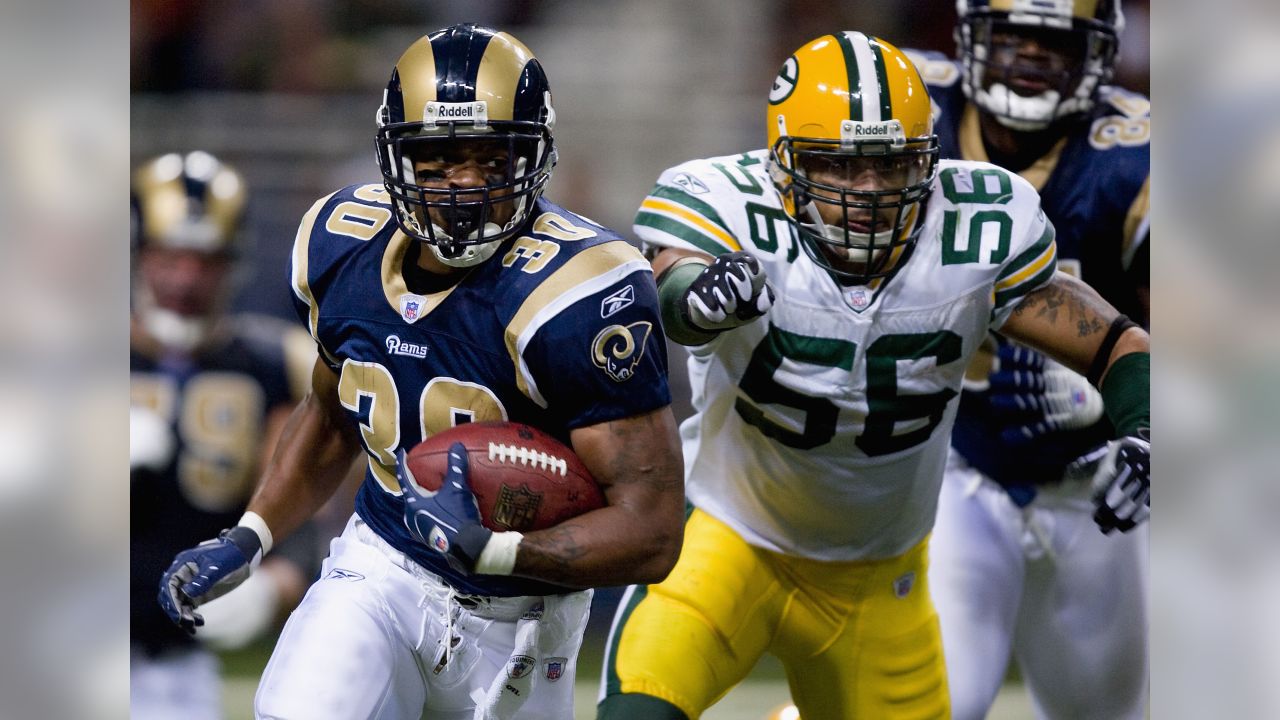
top-left (905, 2), bottom-right (1151, 718)
top-left (130, 151), bottom-right (321, 720)
top-left (158, 24), bottom-right (684, 720)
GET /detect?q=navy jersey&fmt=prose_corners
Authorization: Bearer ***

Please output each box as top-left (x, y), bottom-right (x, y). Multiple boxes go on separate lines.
top-left (907, 49), bottom-right (1150, 490)
top-left (131, 315), bottom-right (314, 656)
top-left (289, 184), bottom-right (671, 597)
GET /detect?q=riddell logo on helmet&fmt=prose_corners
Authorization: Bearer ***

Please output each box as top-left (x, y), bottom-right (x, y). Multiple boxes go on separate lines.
top-left (423, 101), bottom-right (489, 128)
top-left (853, 124), bottom-right (890, 136)
top-left (437, 105), bottom-right (476, 118)
top-left (841, 120), bottom-right (906, 148)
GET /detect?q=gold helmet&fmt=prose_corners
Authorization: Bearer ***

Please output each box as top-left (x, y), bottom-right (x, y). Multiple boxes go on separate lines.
top-left (131, 151), bottom-right (247, 350)
top-left (131, 151), bottom-right (247, 254)
top-left (375, 24), bottom-right (556, 268)
top-left (767, 32), bottom-right (939, 283)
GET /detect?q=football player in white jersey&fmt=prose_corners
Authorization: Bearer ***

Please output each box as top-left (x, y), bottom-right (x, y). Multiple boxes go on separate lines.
top-left (597, 31), bottom-right (1149, 720)
top-left (911, 1), bottom-right (1151, 718)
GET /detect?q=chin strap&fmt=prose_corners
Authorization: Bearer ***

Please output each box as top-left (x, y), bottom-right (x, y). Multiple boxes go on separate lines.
top-left (429, 228), bottom-right (505, 268)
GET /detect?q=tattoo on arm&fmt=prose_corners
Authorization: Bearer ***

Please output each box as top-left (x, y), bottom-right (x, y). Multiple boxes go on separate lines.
top-left (520, 522), bottom-right (588, 578)
top-left (513, 409), bottom-right (683, 586)
top-left (1012, 275), bottom-right (1114, 339)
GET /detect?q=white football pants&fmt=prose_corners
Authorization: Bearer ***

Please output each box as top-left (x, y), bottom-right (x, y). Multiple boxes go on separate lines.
top-left (255, 515), bottom-right (592, 720)
top-left (929, 450), bottom-right (1149, 720)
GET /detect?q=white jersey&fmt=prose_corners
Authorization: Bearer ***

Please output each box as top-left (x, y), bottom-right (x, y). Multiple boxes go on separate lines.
top-left (634, 149), bottom-right (1057, 561)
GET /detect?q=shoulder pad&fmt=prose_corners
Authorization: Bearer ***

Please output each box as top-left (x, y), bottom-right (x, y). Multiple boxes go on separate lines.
top-left (902, 48), bottom-right (962, 88)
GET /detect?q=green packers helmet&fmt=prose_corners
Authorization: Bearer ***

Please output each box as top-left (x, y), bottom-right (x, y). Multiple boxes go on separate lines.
top-left (767, 32), bottom-right (939, 283)
top-left (376, 23), bottom-right (556, 268)
top-left (956, 0), bottom-right (1125, 130)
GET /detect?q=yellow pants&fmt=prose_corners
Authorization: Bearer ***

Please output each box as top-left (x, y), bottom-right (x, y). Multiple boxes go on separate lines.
top-left (602, 509), bottom-right (949, 719)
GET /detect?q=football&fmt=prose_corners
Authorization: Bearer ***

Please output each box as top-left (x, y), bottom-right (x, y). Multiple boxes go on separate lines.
top-left (402, 421), bottom-right (605, 532)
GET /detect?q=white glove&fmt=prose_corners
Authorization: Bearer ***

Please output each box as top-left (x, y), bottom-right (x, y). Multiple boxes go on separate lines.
top-left (682, 252), bottom-right (774, 332)
top-left (1085, 432), bottom-right (1151, 534)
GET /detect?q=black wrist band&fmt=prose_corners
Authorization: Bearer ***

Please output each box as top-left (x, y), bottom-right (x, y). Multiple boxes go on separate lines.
top-left (1087, 314), bottom-right (1138, 387)
top-left (221, 525), bottom-right (264, 561)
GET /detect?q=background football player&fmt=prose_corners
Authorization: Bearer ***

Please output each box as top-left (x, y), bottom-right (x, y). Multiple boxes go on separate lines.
top-left (157, 24), bottom-right (685, 720)
top-left (597, 30), bottom-right (1149, 720)
top-left (904, 1), bottom-right (1151, 717)
top-left (130, 151), bottom-right (322, 720)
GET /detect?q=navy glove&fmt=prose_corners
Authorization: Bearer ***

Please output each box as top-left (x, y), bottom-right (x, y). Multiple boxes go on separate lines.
top-left (397, 443), bottom-right (494, 575)
top-left (682, 252), bottom-right (775, 333)
top-left (158, 526), bottom-right (263, 634)
top-left (1086, 430), bottom-right (1151, 534)
top-left (987, 344), bottom-right (1104, 446)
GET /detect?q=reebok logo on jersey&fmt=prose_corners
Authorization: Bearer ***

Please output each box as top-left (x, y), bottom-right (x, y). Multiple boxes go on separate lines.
top-left (325, 568), bottom-right (366, 582)
top-left (672, 173), bottom-right (710, 195)
top-left (600, 285), bottom-right (635, 318)
top-left (386, 334), bottom-right (428, 358)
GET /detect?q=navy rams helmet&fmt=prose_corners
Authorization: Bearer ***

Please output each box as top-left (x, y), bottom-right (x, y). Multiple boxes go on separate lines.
top-left (956, 0), bottom-right (1124, 130)
top-left (375, 24), bottom-right (557, 268)
top-left (767, 32), bottom-right (939, 283)
top-left (131, 151), bottom-right (247, 350)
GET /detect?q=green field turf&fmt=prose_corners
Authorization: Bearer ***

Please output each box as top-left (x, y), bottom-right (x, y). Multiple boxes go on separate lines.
top-left (218, 633), bottom-right (1036, 719)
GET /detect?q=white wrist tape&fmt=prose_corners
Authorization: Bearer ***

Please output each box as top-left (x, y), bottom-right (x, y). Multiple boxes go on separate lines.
top-left (238, 511), bottom-right (275, 556)
top-left (475, 531), bottom-right (523, 576)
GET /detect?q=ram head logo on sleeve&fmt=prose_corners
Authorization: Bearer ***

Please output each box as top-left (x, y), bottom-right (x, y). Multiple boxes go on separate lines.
top-left (591, 321), bottom-right (653, 382)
